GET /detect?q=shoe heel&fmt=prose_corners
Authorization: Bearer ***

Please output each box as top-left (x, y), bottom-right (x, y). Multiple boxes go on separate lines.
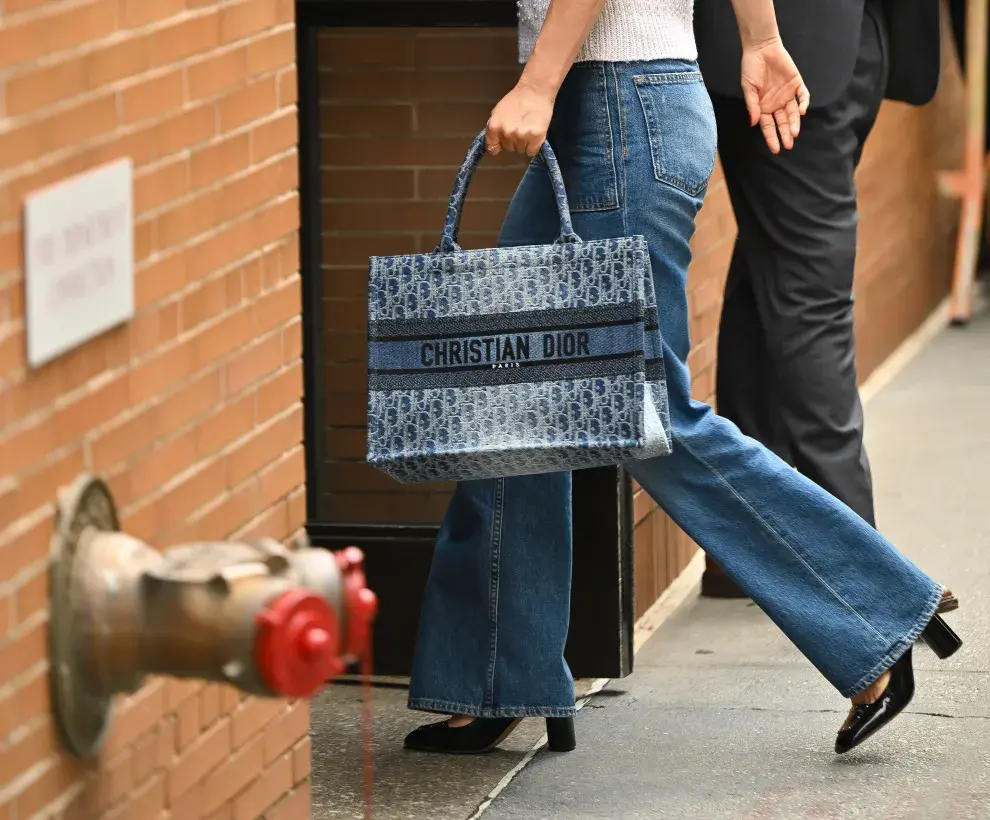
top-left (921, 614), bottom-right (963, 659)
top-left (546, 717), bottom-right (576, 752)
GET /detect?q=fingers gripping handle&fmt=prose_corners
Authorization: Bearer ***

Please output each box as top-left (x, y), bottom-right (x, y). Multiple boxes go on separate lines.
top-left (437, 129), bottom-right (580, 253)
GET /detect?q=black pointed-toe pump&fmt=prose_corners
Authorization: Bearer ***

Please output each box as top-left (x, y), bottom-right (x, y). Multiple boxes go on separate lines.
top-left (404, 716), bottom-right (576, 755)
top-left (835, 613), bottom-right (962, 754)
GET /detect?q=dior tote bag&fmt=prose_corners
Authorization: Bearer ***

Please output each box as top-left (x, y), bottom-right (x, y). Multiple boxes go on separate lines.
top-left (366, 130), bottom-right (672, 484)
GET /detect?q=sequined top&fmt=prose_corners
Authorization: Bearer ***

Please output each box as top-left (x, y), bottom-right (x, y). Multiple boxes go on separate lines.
top-left (518, 0), bottom-right (697, 64)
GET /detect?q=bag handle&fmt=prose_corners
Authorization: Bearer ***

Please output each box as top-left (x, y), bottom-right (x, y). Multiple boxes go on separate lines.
top-left (437, 129), bottom-right (581, 253)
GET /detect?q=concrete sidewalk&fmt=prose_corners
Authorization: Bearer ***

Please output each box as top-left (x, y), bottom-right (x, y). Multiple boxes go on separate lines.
top-left (309, 306), bottom-right (990, 819)
top-left (481, 309), bottom-right (990, 819)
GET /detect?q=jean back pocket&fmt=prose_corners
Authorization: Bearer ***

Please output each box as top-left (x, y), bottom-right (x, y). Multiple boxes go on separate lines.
top-left (548, 63), bottom-right (619, 213)
top-left (634, 71), bottom-right (717, 197)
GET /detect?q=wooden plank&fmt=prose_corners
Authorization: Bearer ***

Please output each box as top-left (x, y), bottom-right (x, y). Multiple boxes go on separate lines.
top-left (943, 0), bottom-right (989, 325)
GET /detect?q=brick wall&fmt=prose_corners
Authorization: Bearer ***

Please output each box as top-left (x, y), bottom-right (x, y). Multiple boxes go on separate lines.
top-left (316, 25), bottom-right (965, 619)
top-left (317, 28), bottom-right (528, 526)
top-left (0, 2), bottom-right (309, 819)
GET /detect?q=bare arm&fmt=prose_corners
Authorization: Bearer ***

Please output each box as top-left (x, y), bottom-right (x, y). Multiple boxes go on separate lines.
top-left (727, 0), bottom-right (782, 49)
top-left (728, 0), bottom-right (811, 152)
top-left (520, 0), bottom-right (609, 100)
top-left (486, 0), bottom-right (608, 156)
top-left (486, 0), bottom-right (810, 156)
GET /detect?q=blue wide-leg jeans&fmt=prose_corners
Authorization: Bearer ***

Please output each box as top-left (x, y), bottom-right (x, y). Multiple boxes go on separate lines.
top-left (408, 59), bottom-right (942, 715)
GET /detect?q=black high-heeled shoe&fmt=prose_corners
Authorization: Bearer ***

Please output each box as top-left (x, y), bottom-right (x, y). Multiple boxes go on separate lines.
top-left (835, 613), bottom-right (962, 754)
top-left (404, 716), bottom-right (576, 755)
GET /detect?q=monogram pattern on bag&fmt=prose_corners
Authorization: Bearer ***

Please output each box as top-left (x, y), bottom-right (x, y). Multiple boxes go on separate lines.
top-left (365, 134), bottom-right (673, 484)
top-left (367, 377), bottom-right (647, 484)
top-left (369, 237), bottom-right (648, 321)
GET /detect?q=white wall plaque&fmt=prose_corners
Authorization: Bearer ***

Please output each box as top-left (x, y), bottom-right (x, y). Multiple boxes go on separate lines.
top-left (24, 158), bottom-right (134, 369)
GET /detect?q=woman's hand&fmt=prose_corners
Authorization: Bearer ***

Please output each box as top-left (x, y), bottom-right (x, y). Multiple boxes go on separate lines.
top-left (740, 37), bottom-right (811, 154)
top-left (485, 79), bottom-right (555, 157)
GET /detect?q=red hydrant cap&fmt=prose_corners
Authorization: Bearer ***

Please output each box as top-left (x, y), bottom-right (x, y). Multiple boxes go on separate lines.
top-left (336, 547), bottom-right (379, 660)
top-left (255, 589), bottom-right (342, 698)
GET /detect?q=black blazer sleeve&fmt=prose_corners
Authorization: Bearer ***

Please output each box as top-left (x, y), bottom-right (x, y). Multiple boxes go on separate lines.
top-left (694, 0), bottom-right (865, 108)
top-left (694, 0), bottom-right (941, 109)
top-left (883, 0), bottom-right (941, 105)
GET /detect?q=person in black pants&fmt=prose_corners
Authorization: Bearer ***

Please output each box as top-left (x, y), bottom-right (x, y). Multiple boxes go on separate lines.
top-left (695, 1), bottom-right (942, 598)
top-left (948, 0), bottom-right (990, 274)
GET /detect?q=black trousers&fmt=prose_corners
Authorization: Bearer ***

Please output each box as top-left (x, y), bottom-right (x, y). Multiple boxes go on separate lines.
top-left (711, 6), bottom-right (887, 527)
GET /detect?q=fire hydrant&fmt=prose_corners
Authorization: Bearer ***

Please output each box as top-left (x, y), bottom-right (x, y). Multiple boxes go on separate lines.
top-left (49, 474), bottom-right (378, 758)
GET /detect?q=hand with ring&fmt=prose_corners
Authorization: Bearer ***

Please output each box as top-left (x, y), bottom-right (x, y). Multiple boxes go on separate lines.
top-left (485, 78), bottom-right (555, 157)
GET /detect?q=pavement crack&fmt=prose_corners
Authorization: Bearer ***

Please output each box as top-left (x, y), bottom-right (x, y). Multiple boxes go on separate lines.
top-left (737, 705), bottom-right (989, 720)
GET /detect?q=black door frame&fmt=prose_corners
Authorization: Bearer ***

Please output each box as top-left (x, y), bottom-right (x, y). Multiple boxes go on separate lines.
top-left (296, 0), bottom-right (635, 679)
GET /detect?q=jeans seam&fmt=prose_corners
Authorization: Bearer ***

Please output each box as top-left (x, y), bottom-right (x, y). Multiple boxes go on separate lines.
top-left (600, 61), bottom-right (620, 215)
top-left (483, 477), bottom-right (505, 712)
top-left (610, 62), bottom-right (630, 236)
top-left (673, 431), bottom-right (888, 644)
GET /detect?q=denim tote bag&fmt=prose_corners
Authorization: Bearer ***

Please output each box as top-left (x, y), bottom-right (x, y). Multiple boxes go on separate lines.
top-left (366, 130), bottom-right (672, 484)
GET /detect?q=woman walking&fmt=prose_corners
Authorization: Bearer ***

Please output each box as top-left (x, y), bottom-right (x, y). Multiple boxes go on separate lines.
top-left (402, 0), bottom-right (963, 756)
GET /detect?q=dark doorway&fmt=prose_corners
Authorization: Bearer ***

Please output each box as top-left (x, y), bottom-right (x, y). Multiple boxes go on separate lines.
top-left (296, 0), bottom-right (635, 678)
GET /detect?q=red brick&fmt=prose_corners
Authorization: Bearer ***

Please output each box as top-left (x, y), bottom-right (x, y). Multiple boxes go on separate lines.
top-left (188, 46), bottom-right (250, 100)
top-left (135, 156), bottom-right (190, 214)
top-left (8, 447), bottom-right (85, 522)
top-left (319, 33), bottom-right (414, 69)
top-left (0, 668), bottom-right (47, 736)
top-left (191, 133), bottom-right (253, 189)
top-left (121, 69), bottom-right (186, 124)
top-left (6, 56), bottom-right (88, 117)
top-left (257, 446), bottom-right (304, 510)
top-left (0, 719), bottom-right (56, 790)
top-left (277, 66), bottom-right (297, 106)
top-left (220, 0), bottom-right (280, 46)
top-left (234, 752), bottom-right (292, 820)
top-left (251, 111), bottom-right (298, 162)
top-left (131, 728), bottom-right (162, 786)
top-left (256, 363), bottom-right (302, 421)
top-left (122, 772), bottom-right (166, 820)
top-left (291, 737), bottom-right (310, 783)
top-left (102, 682), bottom-right (166, 756)
top-left (14, 568), bottom-right (47, 624)
top-left (226, 332), bottom-right (284, 396)
top-left (156, 458), bottom-right (226, 525)
top-left (0, 0), bottom-right (117, 71)
top-left (168, 719), bottom-right (232, 803)
top-left (231, 699), bottom-right (284, 750)
top-left (0, 619), bottom-right (46, 682)
top-left (264, 782), bottom-right (310, 820)
top-left (220, 76), bottom-right (279, 132)
top-left (15, 756), bottom-right (86, 819)
top-left (94, 749), bottom-right (134, 812)
top-left (248, 28), bottom-right (296, 75)
top-left (120, 0), bottom-right (185, 28)
top-left (196, 393), bottom-right (256, 457)
top-left (229, 157), bottom-right (299, 224)
top-left (233, 496), bottom-right (290, 543)
top-left (52, 375), bottom-right (129, 444)
top-left (201, 684), bottom-right (222, 729)
top-left (159, 101), bottom-right (219, 155)
top-left (0, 415), bottom-right (57, 482)
top-left (414, 32), bottom-right (517, 68)
top-left (154, 12), bottom-right (221, 64)
top-left (262, 701), bottom-right (308, 766)
top-left (199, 734), bottom-right (264, 816)
top-left (195, 481), bottom-right (261, 540)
